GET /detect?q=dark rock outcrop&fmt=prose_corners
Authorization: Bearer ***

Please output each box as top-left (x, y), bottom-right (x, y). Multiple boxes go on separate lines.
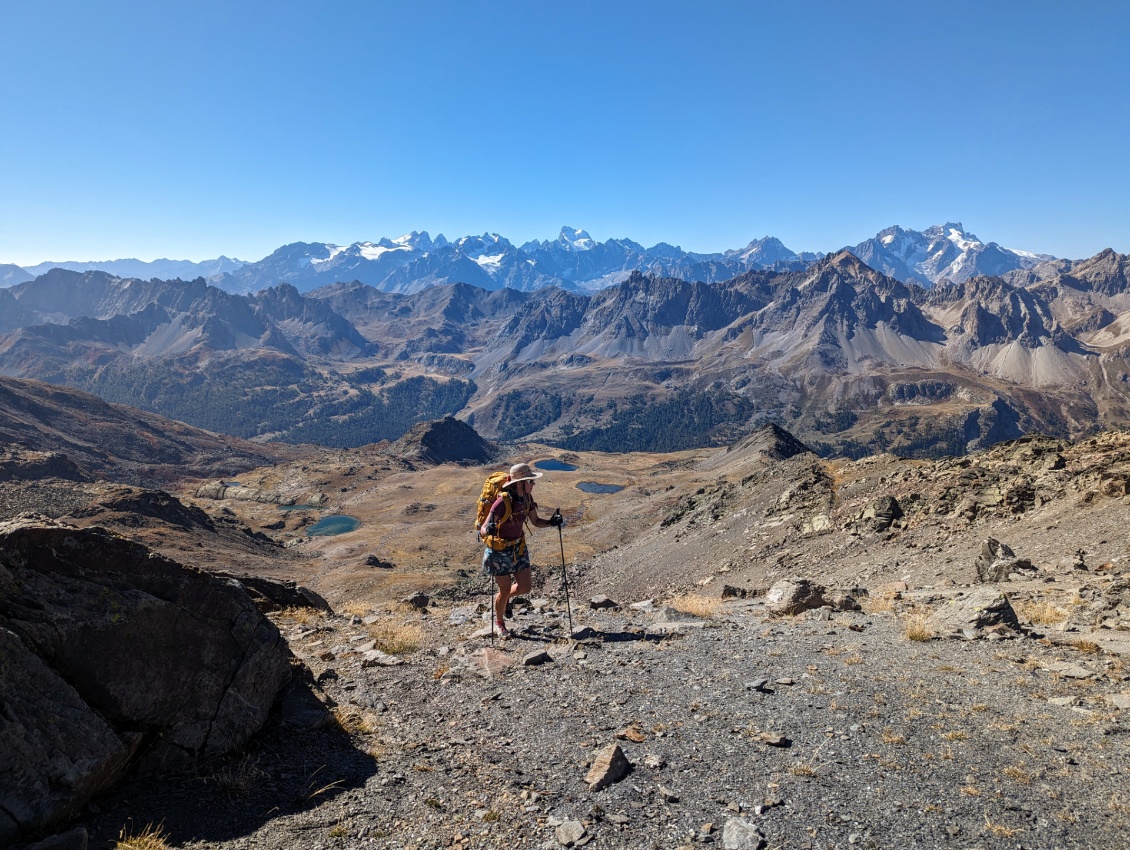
top-left (0, 520), bottom-right (292, 844)
top-left (387, 416), bottom-right (497, 466)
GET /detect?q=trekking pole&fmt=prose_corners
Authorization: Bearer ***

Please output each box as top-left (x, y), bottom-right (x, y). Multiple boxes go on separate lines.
top-left (554, 510), bottom-right (573, 637)
top-left (488, 573), bottom-right (495, 647)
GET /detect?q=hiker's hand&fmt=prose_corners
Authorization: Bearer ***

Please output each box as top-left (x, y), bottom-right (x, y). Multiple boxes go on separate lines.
top-left (549, 510), bottom-right (564, 527)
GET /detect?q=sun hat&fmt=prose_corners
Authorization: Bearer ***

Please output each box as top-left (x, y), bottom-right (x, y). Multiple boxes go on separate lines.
top-left (505, 462), bottom-right (543, 486)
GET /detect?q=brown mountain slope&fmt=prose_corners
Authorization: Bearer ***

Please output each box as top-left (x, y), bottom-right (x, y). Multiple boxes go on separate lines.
top-left (0, 376), bottom-right (301, 486)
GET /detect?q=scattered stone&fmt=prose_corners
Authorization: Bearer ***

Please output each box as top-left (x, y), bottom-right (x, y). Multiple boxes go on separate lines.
top-left (361, 649), bottom-right (403, 668)
top-left (1108, 693), bottom-right (1130, 710)
top-left (861, 495), bottom-right (903, 531)
top-left (643, 754), bottom-right (666, 770)
top-left (630, 599), bottom-right (657, 611)
top-left (746, 678), bottom-right (770, 692)
top-left (606, 814), bottom-right (631, 825)
top-left (1043, 661), bottom-right (1093, 679)
top-left (590, 595), bottom-right (620, 609)
top-left (555, 820), bottom-right (587, 847)
top-left (975, 538), bottom-right (1036, 583)
top-left (472, 649), bottom-right (515, 678)
top-left (523, 650), bottom-right (554, 666)
top-left (721, 585), bottom-right (750, 599)
top-left (364, 554), bottom-right (395, 569)
top-left (752, 732), bottom-right (790, 747)
top-left (658, 785), bottom-right (680, 803)
top-left (722, 818), bottom-right (766, 850)
top-left (586, 743), bottom-right (632, 791)
top-left (615, 724), bottom-right (646, 743)
top-left (765, 579), bottom-right (828, 616)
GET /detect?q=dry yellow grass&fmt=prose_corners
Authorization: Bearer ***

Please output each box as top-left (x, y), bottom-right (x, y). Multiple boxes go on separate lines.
top-left (115, 823), bottom-right (169, 850)
top-left (902, 610), bottom-right (934, 642)
top-left (366, 618), bottom-right (425, 655)
top-left (941, 730), bottom-right (968, 742)
top-left (983, 816), bottom-right (1019, 838)
top-left (881, 729), bottom-right (906, 745)
top-left (1014, 599), bottom-right (1068, 626)
top-left (276, 606), bottom-right (324, 626)
top-left (666, 593), bottom-right (723, 618)
top-left (1002, 764), bottom-right (1033, 784)
top-left (332, 705), bottom-right (380, 735)
top-left (340, 600), bottom-right (373, 618)
top-left (1072, 639), bottom-right (1101, 654)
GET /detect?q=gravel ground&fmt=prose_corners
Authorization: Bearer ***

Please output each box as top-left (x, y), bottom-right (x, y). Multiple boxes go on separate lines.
top-left (79, 593), bottom-right (1130, 850)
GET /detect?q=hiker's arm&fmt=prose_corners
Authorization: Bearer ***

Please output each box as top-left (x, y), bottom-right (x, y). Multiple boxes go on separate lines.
top-left (528, 506), bottom-right (554, 529)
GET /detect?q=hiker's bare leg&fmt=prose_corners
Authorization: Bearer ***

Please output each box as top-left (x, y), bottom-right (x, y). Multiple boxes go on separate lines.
top-left (512, 567), bottom-right (532, 598)
top-left (494, 574), bottom-right (512, 624)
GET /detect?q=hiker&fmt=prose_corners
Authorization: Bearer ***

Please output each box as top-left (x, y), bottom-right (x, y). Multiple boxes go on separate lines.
top-left (479, 462), bottom-right (562, 636)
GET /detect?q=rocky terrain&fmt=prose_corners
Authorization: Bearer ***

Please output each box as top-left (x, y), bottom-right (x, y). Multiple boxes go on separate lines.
top-left (5, 411), bottom-right (1130, 848)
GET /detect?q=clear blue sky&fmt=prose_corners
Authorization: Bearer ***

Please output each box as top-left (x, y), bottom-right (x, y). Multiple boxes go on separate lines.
top-left (2, 0), bottom-right (1127, 266)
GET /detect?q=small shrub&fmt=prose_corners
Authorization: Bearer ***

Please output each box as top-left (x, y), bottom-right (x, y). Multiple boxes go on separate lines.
top-left (882, 729), bottom-right (906, 745)
top-left (1072, 640), bottom-right (1101, 654)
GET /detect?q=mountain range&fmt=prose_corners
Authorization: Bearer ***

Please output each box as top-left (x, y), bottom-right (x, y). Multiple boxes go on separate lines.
top-left (3, 223), bottom-right (1060, 294)
top-left (3, 245), bottom-right (1130, 458)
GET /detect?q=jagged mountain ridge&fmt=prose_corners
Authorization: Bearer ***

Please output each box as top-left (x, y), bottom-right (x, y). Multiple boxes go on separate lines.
top-left (5, 223), bottom-right (1068, 296)
top-left (4, 250), bottom-right (1130, 456)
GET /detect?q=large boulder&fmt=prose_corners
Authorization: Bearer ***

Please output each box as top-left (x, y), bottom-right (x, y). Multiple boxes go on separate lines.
top-left (925, 587), bottom-right (1021, 637)
top-left (0, 520), bottom-right (293, 844)
top-left (765, 578), bottom-right (829, 616)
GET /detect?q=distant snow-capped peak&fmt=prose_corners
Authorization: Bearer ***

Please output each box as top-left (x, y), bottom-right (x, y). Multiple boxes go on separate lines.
top-left (556, 226), bottom-right (596, 252)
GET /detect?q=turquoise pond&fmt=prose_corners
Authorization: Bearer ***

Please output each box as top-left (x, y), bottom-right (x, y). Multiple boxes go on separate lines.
top-left (576, 481), bottom-right (624, 494)
top-left (307, 515), bottom-right (361, 536)
top-left (535, 459), bottom-right (579, 472)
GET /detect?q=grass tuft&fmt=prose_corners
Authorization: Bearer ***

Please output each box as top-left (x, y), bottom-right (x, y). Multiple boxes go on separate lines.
top-left (211, 756), bottom-right (267, 796)
top-left (1014, 599), bottom-right (1068, 626)
top-left (332, 705), bottom-right (380, 735)
top-left (366, 618), bottom-right (425, 655)
top-left (115, 823), bottom-right (169, 850)
top-left (902, 611), bottom-right (933, 642)
top-left (667, 593), bottom-right (722, 618)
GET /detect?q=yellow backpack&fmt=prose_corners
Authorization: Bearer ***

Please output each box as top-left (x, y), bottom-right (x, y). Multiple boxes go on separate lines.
top-left (475, 471), bottom-right (524, 552)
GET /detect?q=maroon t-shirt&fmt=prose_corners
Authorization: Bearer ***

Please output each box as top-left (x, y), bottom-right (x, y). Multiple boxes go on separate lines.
top-left (489, 491), bottom-right (536, 541)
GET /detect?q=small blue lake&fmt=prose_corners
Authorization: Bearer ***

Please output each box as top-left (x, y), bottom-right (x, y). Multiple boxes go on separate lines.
top-left (307, 515), bottom-right (361, 536)
top-left (576, 482), bottom-right (624, 494)
top-left (536, 459), bottom-right (579, 472)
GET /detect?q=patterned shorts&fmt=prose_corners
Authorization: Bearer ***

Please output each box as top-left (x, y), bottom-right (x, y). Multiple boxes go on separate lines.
top-left (482, 542), bottom-right (531, 576)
